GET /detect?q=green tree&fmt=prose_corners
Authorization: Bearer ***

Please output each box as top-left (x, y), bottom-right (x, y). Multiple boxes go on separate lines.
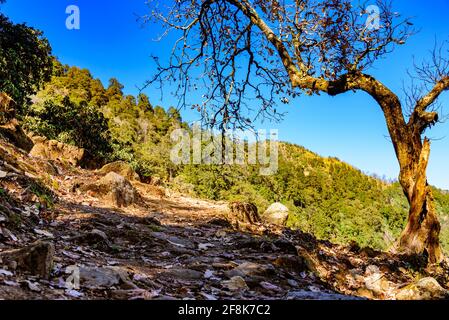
top-left (0, 13), bottom-right (53, 112)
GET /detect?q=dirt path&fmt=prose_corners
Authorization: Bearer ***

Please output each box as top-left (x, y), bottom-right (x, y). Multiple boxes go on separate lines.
top-left (0, 152), bottom-right (352, 300)
top-left (1, 140), bottom-right (447, 300)
top-left (43, 174), bottom-right (347, 300)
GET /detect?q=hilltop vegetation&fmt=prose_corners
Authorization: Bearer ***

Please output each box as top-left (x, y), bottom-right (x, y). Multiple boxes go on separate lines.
top-left (178, 143), bottom-right (449, 253)
top-left (21, 61), bottom-right (449, 254)
top-left (24, 61), bottom-right (185, 177)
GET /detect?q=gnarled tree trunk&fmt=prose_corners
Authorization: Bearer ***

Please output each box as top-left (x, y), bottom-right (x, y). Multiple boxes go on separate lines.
top-left (396, 137), bottom-right (442, 264)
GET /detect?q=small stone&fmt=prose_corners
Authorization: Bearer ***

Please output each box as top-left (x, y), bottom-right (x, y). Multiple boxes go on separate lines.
top-left (287, 290), bottom-right (363, 300)
top-left (222, 276), bottom-right (249, 291)
top-left (0, 241), bottom-right (54, 278)
top-left (65, 289), bottom-right (84, 298)
top-left (198, 243), bottom-right (215, 251)
top-left (395, 277), bottom-right (448, 300)
top-left (79, 266), bottom-right (126, 289)
top-left (204, 270), bottom-right (214, 279)
top-left (288, 279), bottom-right (299, 287)
top-left (226, 262), bottom-right (275, 278)
top-left (26, 281), bottom-right (41, 292)
top-left (200, 292), bottom-right (218, 300)
top-left (34, 228), bottom-right (54, 238)
top-left (163, 268), bottom-right (203, 281)
top-left (0, 269), bottom-right (13, 276)
top-left (260, 281), bottom-right (282, 292)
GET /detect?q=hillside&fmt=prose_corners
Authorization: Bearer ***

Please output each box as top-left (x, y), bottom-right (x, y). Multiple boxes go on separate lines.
top-left (21, 61), bottom-right (449, 255)
top-left (0, 128), bottom-right (448, 300)
top-left (0, 61), bottom-right (448, 300)
top-left (176, 143), bottom-right (449, 254)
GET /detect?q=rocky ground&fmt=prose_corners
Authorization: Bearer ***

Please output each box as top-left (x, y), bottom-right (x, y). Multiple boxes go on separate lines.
top-left (0, 136), bottom-right (449, 300)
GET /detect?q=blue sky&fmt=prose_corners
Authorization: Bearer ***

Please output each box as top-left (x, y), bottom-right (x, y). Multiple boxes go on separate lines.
top-left (2, 0), bottom-right (449, 189)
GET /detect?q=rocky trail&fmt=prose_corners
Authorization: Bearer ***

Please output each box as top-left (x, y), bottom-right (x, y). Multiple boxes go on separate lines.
top-left (0, 135), bottom-right (449, 300)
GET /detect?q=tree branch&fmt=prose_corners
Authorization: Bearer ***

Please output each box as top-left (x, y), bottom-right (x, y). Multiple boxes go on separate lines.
top-left (409, 76), bottom-right (449, 132)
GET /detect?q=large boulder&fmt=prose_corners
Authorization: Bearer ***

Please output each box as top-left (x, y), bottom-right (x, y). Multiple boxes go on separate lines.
top-left (80, 172), bottom-right (138, 207)
top-left (262, 202), bottom-right (289, 226)
top-left (395, 277), bottom-right (448, 300)
top-left (99, 161), bottom-right (140, 182)
top-left (29, 136), bottom-right (86, 167)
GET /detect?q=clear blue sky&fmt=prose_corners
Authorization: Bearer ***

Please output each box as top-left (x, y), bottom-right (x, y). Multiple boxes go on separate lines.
top-left (2, 0), bottom-right (449, 189)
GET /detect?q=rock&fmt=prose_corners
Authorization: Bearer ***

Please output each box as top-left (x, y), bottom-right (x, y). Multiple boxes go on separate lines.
top-left (89, 229), bottom-right (108, 242)
top-left (395, 277), bottom-right (448, 300)
top-left (198, 243), bottom-right (215, 251)
top-left (228, 202), bottom-right (261, 224)
top-left (0, 93), bottom-right (16, 125)
top-left (26, 280), bottom-right (41, 292)
top-left (0, 241), bottom-right (54, 278)
top-left (262, 203), bottom-right (289, 226)
top-left (207, 218), bottom-right (233, 228)
top-left (297, 247), bottom-right (329, 281)
top-left (226, 262), bottom-right (275, 278)
top-left (110, 289), bottom-right (156, 300)
top-left (142, 216), bottom-right (162, 226)
top-left (99, 161), bottom-right (140, 182)
top-left (79, 172), bottom-right (138, 207)
top-left (273, 255), bottom-right (307, 272)
top-left (0, 269), bottom-right (13, 276)
top-left (75, 229), bottom-right (110, 249)
top-left (34, 228), bottom-right (55, 238)
top-left (362, 265), bottom-right (393, 298)
top-left (79, 266), bottom-right (129, 289)
top-left (29, 137), bottom-right (86, 166)
top-left (150, 232), bottom-right (195, 249)
top-left (222, 276), bottom-right (249, 291)
top-left (260, 281), bottom-right (282, 292)
top-left (65, 289), bottom-right (84, 298)
top-left (0, 119), bottom-right (34, 152)
top-left (287, 290), bottom-right (363, 300)
top-left (163, 268), bottom-right (204, 281)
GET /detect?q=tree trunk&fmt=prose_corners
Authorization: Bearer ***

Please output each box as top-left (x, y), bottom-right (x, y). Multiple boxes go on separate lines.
top-left (396, 138), bottom-right (442, 264)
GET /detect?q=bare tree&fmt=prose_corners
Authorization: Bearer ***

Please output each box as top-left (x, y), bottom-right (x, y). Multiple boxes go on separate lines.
top-left (144, 0), bottom-right (449, 263)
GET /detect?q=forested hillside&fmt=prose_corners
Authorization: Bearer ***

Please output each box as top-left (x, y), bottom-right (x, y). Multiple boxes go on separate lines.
top-left (26, 62), bottom-right (449, 254)
top-left (177, 143), bottom-right (449, 252)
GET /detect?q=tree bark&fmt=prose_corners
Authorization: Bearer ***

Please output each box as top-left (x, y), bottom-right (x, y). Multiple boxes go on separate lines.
top-left (396, 138), bottom-right (442, 264)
